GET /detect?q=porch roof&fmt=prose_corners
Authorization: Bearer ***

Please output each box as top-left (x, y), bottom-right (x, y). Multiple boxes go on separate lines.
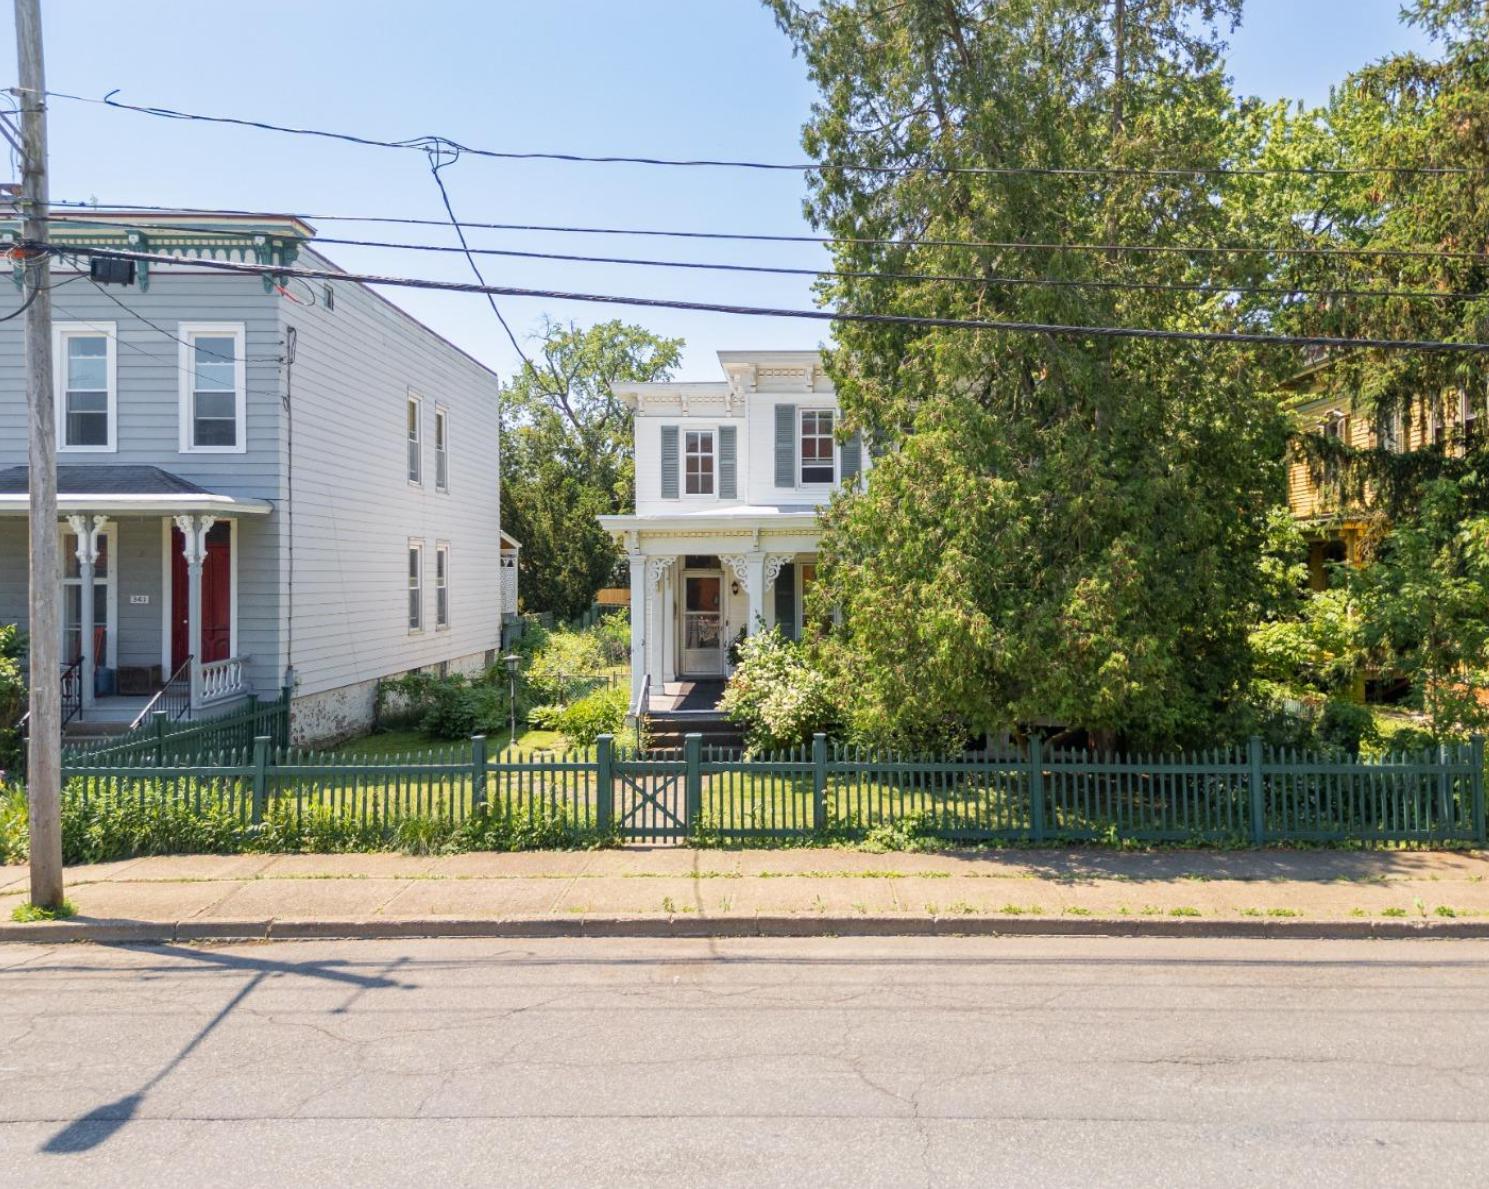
top-left (0, 465), bottom-right (273, 516)
top-left (599, 505), bottom-right (821, 535)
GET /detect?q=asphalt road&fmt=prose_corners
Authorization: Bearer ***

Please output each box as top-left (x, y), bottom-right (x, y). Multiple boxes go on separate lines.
top-left (2, 936), bottom-right (1488, 1187)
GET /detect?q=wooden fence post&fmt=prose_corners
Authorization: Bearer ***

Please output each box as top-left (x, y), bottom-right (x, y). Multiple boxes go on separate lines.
top-left (152, 710), bottom-right (167, 767)
top-left (1471, 735), bottom-right (1485, 847)
top-left (1438, 743), bottom-right (1454, 839)
top-left (812, 733), bottom-right (828, 832)
top-left (251, 734), bottom-right (270, 825)
top-left (1028, 734), bottom-right (1046, 843)
top-left (684, 733), bottom-right (703, 833)
top-left (471, 734), bottom-right (488, 814)
top-left (596, 733), bottom-right (614, 833)
top-left (1248, 736), bottom-right (1266, 846)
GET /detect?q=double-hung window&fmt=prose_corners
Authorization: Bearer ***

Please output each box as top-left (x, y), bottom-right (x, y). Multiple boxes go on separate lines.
top-left (434, 407), bottom-right (449, 492)
top-left (180, 323), bottom-right (245, 452)
top-left (408, 542), bottom-right (424, 632)
top-left (435, 543), bottom-right (450, 629)
top-left (800, 409), bottom-right (835, 484)
top-left (684, 430), bottom-right (714, 495)
top-left (56, 324), bottom-right (116, 451)
top-left (407, 394), bottom-right (423, 484)
top-left (1462, 391), bottom-right (1482, 449)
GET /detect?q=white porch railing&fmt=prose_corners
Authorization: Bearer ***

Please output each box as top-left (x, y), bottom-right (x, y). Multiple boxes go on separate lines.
top-left (198, 656), bottom-right (250, 706)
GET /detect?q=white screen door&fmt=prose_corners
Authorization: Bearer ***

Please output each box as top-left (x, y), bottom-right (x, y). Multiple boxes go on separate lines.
top-left (680, 571), bottom-right (723, 675)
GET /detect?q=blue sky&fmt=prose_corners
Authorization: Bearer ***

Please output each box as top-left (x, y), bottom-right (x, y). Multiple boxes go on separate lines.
top-left (4, 1), bottom-right (1434, 380)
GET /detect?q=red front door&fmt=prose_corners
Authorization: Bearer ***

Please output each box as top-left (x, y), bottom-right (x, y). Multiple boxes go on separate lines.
top-left (171, 522), bottom-right (232, 670)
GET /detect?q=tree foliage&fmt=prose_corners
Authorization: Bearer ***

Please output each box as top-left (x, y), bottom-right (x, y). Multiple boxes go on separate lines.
top-left (501, 319), bottom-right (683, 621)
top-left (1261, 2), bottom-right (1489, 738)
top-left (771, 0), bottom-right (1289, 748)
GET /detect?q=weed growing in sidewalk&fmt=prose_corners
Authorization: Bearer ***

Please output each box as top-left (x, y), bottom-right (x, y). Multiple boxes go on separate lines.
top-left (11, 899), bottom-right (76, 923)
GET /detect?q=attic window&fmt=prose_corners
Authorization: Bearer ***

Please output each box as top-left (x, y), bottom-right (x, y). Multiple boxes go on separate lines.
top-left (323, 283), bottom-right (335, 310)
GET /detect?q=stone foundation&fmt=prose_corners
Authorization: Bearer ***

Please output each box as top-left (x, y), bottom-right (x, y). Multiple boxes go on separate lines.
top-left (289, 647), bottom-right (497, 746)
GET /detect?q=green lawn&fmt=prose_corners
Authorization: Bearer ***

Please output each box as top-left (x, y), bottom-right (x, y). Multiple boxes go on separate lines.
top-left (327, 725), bottom-right (571, 759)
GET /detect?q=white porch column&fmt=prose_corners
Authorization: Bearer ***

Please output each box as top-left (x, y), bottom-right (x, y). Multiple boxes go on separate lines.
top-left (66, 514), bottom-right (105, 710)
top-left (627, 551), bottom-right (647, 705)
top-left (647, 557), bottom-right (675, 687)
top-left (744, 552), bottom-right (766, 636)
top-left (174, 514), bottom-right (215, 710)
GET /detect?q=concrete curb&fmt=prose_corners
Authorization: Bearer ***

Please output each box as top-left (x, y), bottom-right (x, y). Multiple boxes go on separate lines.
top-left (5, 914), bottom-right (1489, 943)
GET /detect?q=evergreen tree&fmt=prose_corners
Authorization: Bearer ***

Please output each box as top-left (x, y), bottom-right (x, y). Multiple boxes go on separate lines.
top-left (769, 0), bottom-right (1289, 748)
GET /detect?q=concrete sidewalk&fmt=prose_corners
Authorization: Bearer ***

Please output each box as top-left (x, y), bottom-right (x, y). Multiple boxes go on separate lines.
top-left (4, 847), bottom-right (1489, 941)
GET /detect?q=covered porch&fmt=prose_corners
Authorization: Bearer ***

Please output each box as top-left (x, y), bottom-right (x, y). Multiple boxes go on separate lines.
top-left (0, 465), bottom-right (271, 732)
top-left (598, 509), bottom-right (822, 714)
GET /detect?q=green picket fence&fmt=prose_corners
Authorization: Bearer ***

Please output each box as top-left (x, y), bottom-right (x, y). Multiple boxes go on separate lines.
top-left (57, 732), bottom-right (1489, 848)
top-left (62, 690), bottom-right (292, 765)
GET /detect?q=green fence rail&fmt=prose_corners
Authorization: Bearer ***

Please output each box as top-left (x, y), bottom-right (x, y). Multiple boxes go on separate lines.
top-left (61, 690), bottom-right (292, 766)
top-left (57, 732), bottom-right (1488, 849)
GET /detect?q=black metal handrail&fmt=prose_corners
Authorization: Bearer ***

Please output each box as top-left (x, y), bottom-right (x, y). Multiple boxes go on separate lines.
top-left (59, 657), bottom-right (83, 728)
top-left (129, 655), bottom-right (193, 731)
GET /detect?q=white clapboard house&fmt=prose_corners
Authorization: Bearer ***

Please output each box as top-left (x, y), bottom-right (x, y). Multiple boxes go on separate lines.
top-left (0, 210), bottom-right (515, 743)
top-left (598, 350), bottom-right (861, 720)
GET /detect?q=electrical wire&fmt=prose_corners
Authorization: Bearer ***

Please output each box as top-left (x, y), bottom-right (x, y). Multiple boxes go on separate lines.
top-left (0, 268), bottom-right (85, 320)
top-left (46, 199), bottom-right (1489, 264)
top-left (42, 213), bottom-right (1489, 304)
top-left (75, 267), bottom-right (281, 363)
top-left (421, 141), bottom-right (534, 373)
top-left (45, 90), bottom-right (1489, 179)
top-left (44, 242), bottom-right (1489, 355)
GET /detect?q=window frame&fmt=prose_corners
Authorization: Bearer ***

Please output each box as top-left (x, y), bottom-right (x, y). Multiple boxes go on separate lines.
top-left (407, 392), bottom-right (423, 485)
top-left (799, 407), bottom-right (837, 486)
top-left (434, 405), bottom-right (449, 493)
top-left (1377, 408), bottom-right (1404, 454)
top-left (54, 322), bottom-right (118, 453)
top-left (407, 540), bottom-right (424, 633)
top-left (177, 322), bottom-right (247, 454)
top-left (1462, 390), bottom-right (1482, 449)
top-left (434, 542), bottom-right (450, 630)
top-left (683, 428), bottom-right (716, 497)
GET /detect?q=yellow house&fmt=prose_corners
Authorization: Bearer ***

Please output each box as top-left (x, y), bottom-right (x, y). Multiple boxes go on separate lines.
top-left (1285, 363), bottom-right (1483, 588)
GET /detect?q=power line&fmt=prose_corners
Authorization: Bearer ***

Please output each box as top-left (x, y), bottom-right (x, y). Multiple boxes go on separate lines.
top-left (46, 200), bottom-right (1489, 263)
top-left (45, 90), bottom-right (1488, 179)
top-left (50, 296), bottom-right (285, 401)
top-left (421, 143), bottom-right (534, 373)
top-left (43, 241), bottom-right (1489, 355)
top-left (75, 267), bottom-right (281, 362)
top-left (44, 212), bottom-right (1489, 304)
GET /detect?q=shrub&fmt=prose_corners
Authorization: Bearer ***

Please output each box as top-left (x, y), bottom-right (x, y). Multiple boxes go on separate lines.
top-left (720, 629), bottom-right (835, 754)
top-left (525, 626), bottom-right (610, 704)
top-left (0, 624), bottom-right (24, 774)
top-left (1316, 699), bottom-right (1381, 757)
top-left (0, 781), bottom-right (26, 864)
top-left (1378, 725), bottom-right (1436, 756)
top-left (551, 685), bottom-right (627, 747)
top-left (593, 611), bottom-right (630, 665)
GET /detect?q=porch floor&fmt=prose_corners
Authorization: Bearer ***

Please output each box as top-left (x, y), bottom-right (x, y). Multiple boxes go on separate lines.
top-left (648, 680), bottom-right (726, 714)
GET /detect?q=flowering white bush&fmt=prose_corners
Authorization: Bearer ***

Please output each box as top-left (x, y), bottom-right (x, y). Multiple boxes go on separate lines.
top-left (720, 629), bottom-right (835, 754)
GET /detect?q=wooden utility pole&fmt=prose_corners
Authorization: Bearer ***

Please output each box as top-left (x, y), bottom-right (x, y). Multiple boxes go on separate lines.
top-left (15, 0), bottom-right (62, 909)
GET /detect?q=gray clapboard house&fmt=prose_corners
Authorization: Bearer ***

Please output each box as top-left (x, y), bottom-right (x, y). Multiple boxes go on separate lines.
top-left (0, 210), bottom-right (516, 743)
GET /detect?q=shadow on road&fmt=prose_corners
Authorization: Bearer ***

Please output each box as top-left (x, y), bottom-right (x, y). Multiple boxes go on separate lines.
top-left (41, 943), bottom-right (410, 1156)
